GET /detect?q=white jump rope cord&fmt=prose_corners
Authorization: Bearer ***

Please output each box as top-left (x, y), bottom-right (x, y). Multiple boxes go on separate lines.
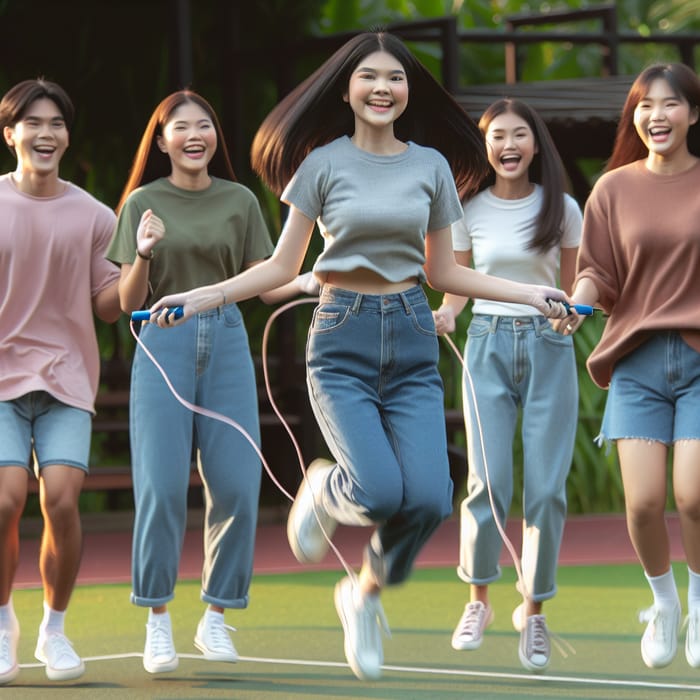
top-left (132, 302), bottom-right (573, 655)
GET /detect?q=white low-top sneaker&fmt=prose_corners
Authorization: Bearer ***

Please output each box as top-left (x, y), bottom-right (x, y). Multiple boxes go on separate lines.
top-left (518, 613), bottom-right (550, 673)
top-left (639, 603), bottom-right (681, 669)
top-left (685, 607), bottom-right (700, 668)
top-left (287, 459), bottom-right (337, 564)
top-left (35, 630), bottom-right (85, 681)
top-left (0, 609), bottom-right (20, 685)
top-left (194, 613), bottom-right (238, 662)
top-left (143, 613), bottom-right (178, 674)
top-left (451, 601), bottom-right (494, 651)
top-left (334, 576), bottom-right (390, 681)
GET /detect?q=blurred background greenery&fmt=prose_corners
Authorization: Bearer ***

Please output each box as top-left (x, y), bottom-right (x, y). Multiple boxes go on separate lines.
top-left (3, 0), bottom-right (698, 515)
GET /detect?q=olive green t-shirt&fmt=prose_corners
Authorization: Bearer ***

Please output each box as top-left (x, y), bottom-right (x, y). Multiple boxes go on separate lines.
top-left (107, 177), bottom-right (274, 304)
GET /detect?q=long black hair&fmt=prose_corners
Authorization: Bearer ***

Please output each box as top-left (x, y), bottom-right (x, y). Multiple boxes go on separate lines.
top-left (479, 98), bottom-right (568, 253)
top-left (251, 30), bottom-right (488, 196)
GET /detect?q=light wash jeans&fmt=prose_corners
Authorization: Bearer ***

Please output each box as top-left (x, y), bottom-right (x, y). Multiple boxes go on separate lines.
top-left (129, 303), bottom-right (261, 608)
top-left (458, 314), bottom-right (577, 601)
top-left (306, 285), bottom-right (453, 586)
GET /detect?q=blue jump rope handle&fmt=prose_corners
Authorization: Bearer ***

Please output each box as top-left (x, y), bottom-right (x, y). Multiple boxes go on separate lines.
top-left (564, 302), bottom-right (594, 316)
top-left (131, 307), bottom-right (184, 322)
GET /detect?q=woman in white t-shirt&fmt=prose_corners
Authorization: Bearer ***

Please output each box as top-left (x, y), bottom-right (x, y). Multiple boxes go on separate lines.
top-left (434, 98), bottom-right (582, 673)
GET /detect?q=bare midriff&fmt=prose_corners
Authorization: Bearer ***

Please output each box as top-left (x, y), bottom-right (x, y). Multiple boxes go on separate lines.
top-left (321, 268), bottom-right (419, 295)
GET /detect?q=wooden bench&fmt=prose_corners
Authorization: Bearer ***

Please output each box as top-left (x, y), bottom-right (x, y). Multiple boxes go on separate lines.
top-left (26, 381), bottom-right (311, 498)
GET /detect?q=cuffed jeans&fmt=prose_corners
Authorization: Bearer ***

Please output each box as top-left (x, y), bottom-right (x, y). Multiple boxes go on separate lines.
top-left (306, 285), bottom-right (453, 586)
top-left (129, 303), bottom-right (261, 608)
top-left (458, 314), bottom-right (577, 601)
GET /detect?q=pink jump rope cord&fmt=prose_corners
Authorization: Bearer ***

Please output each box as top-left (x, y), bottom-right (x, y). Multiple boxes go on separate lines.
top-left (132, 302), bottom-right (575, 655)
top-left (130, 297), bottom-right (356, 582)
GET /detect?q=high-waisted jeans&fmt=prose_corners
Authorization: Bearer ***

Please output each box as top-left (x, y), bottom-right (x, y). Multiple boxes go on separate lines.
top-left (306, 284), bottom-right (453, 586)
top-left (129, 303), bottom-right (261, 608)
top-left (458, 314), bottom-right (577, 601)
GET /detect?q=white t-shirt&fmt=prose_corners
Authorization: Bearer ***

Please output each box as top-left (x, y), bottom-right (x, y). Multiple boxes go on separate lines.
top-left (452, 184), bottom-right (582, 316)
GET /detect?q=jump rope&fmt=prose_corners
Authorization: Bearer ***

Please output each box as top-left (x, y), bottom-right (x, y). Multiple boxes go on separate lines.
top-left (130, 299), bottom-right (593, 653)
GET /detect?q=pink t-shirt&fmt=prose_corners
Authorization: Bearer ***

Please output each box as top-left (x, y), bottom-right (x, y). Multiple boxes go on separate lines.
top-left (0, 174), bottom-right (120, 413)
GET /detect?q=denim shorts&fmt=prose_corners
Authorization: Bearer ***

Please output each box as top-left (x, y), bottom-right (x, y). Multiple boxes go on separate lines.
top-left (0, 391), bottom-right (91, 473)
top-left (600, 332), bottom-right (700, 445)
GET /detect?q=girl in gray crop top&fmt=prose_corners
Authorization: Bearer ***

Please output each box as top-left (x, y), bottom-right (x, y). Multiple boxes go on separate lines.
top-left (150, 30), bottom-right (571, 682)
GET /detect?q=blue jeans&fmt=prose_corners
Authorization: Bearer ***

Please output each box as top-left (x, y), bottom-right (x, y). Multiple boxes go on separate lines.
top-left (306, 285), bottom-right (453, 586)
top-left (129, 303), bottom-right (261, 608)
top-left (458, 315), bottom-right (577, 601)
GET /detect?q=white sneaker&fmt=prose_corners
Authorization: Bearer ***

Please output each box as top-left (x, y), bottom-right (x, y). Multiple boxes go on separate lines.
top-left (512, 602), bottom-right (525, 632)
top-left (287, 459), bottom-right (337, 563)
top-left (639, 603), bottom-right (680, 668)
top-left (194, 613), bottom-right (238, 662)
top-left (143, 613), bottom-right (178, 674)
top-left (518, 613), bottom-right (550, 673)
top-left (35, 630), bottom-right (85, 681)
top-left (451, 601), bottom-right (494, 651)
top-left (334, 576), bottom-right (390, 681)
top-left (685, 607), bottom-right (700, 668)
top-left (0, 608), bottom-right (20, 685)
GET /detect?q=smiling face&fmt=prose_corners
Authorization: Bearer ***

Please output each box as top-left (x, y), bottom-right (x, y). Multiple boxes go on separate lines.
top-left (483, 110), bottom-right (537, 187)
top-left (633, 77), bottom-right (699, 163)
top-left (157, 100), bottom-right (217, 186)
top-left (344, 50), bottom-right (409, 135)
top-left (3, 97), bottom-right (69, 179)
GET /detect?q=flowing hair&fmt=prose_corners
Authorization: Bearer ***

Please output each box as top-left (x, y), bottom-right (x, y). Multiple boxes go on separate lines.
top-left (250, 30), bottom-right (488, 197)
top-left (117, 90), bottom-right (235, 212)
top-left (478, 98), bottom-right (568, 253)
top-left (607, 62), bottom-right (700, 172)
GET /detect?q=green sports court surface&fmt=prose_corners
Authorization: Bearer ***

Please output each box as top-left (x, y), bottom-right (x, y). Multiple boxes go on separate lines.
top-left (7, 562), bottom-right (700, 699)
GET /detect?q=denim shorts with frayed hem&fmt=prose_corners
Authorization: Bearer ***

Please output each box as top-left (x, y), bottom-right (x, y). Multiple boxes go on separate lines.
top-left (600, 332), bottom-right (700, 445)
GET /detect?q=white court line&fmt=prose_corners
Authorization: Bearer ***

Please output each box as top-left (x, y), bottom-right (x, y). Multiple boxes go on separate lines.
top-left (20, 652), bottom-right (700, 693)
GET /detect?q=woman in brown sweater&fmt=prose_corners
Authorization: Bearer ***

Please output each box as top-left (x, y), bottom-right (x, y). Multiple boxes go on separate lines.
top-left (568, 62), bottom-right (700, 670)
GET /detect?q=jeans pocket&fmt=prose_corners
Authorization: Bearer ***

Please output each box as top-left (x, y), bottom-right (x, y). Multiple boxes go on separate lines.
top-left (222, 304), bottom-right (243, 328)
top-left (467, 316), bottom-right (491, 339)
top-left (311, 304), bottom-right (351, 333)
top-left (410, 301), bottom-right (436, 336)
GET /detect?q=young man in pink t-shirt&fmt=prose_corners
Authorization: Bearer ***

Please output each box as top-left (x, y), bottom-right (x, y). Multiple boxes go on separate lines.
top-left (0, 79), bottom-right (120, 684)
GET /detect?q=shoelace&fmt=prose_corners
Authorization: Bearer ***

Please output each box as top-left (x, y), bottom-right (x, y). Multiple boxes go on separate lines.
top-left (205, 620), bottom-right (237, 652)
top-left (44, 633), bottom-right (79, 668)
top-left (526, 616), bottom-right (550, 656)
top-left (357, 592), bottom-right (391, 642)
top-left (149, 621), bottom-right (175, 659)
top-left (682, 608), bottom-right (700, 638)
top-left (524, 615), bottom-right (575, 660)
top-left (639, 605), bottom-right (676, 642)
top-left (0, 630), bottom-right (14, 666)
top-left (456, 603), bottom-right (488, 640)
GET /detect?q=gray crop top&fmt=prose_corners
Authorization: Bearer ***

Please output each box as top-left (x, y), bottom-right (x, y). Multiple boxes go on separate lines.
top-left (281, 136), bottom-right (463, 283)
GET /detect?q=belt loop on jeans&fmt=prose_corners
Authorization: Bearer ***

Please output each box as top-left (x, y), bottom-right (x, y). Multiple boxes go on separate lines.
top-left (490, 315), bottom-right (499, 333)
top-left (351, 293), bottom-right (363, 315)
top-left (399, 292), bottom-right (412, 314)
top-left (535, 315), bottom-right (549, 337)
